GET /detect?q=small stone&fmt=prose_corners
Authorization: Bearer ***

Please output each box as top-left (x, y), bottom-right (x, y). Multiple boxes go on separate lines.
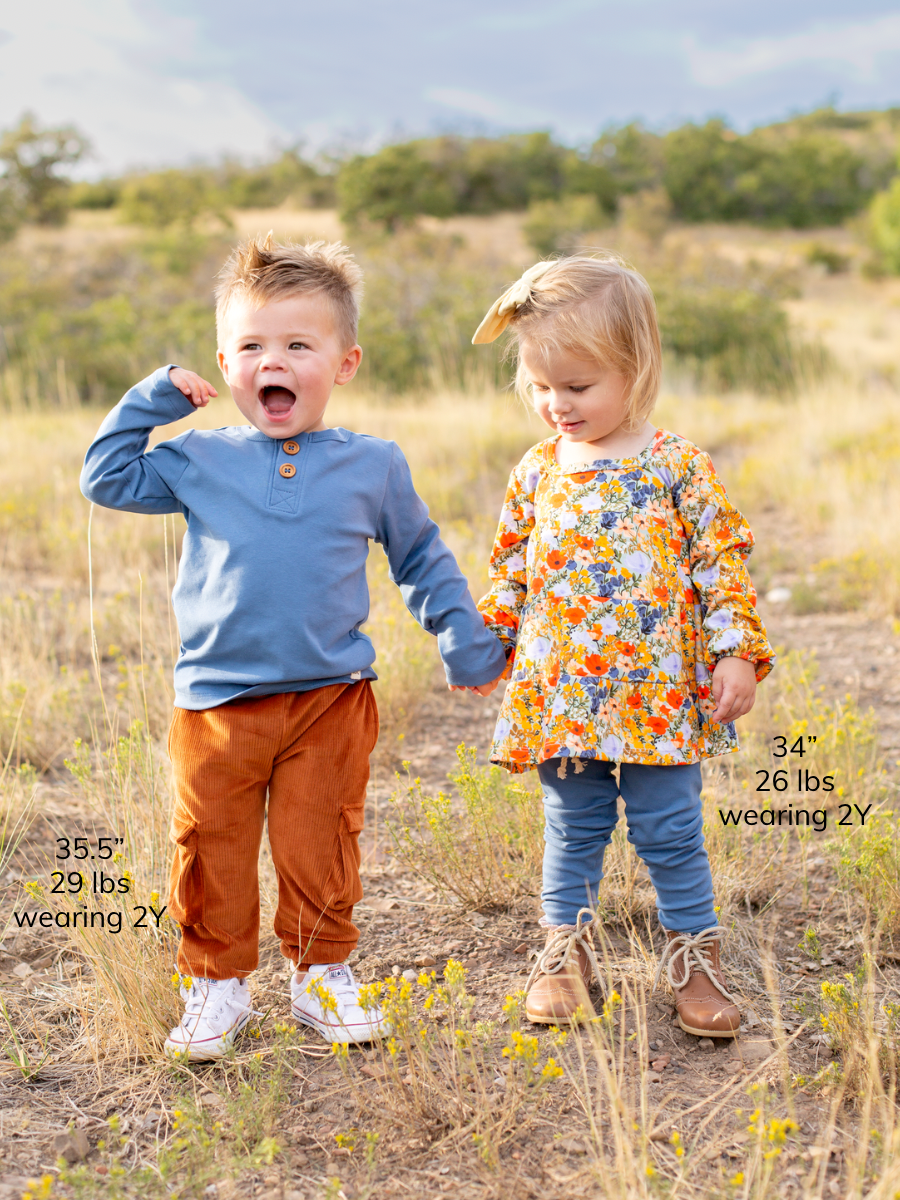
top-left (391, 965), bottom-right (401, 976)
top-left (470, 913), bottom-right (488, 929)
top-left (359, 1063), bottom-right (391, 1082)
top-left (647, 1071), bottom-right (663, 1084)
top-left (414, 954), bottom-right (436, 968)
top-left (651, 1054), bottom-right (671, 1070)
top-left (366, 897), bottom-right (400, 912)
top-left (731, 1039), bottom-right (775, 1063)
top-left (302, 1099), bottom-right (320, 1113)
top-left (698, 1038), bottom-right (715, 1051)
top-left (765, 586), bottom-right (792, 605)
top-left (12, 962), bottom-right (32, 978)
top-left (402, 969), bottom-right (417, 982)
top-left (53, 1129), bottom-right (91, 1163)
top-left (513, 943), bottom-right (528, 955)
top-left (556, 1136), bottom-right (588, 1154)
top-left (648, 1041), bottom-right (659, 1051)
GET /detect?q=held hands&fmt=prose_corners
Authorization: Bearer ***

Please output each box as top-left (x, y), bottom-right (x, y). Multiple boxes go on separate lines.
top-left (449, 675), bottom-right (503, 698)
top-left (169, 367), bottom-right (218, 408)
top-left (711, 656), bottom-right (757, 724)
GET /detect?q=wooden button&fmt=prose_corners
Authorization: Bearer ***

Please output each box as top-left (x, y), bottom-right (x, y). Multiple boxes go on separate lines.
top-left (283, 441), bottom-right (299, 455)
top-left (279, 463), bottom-right (296, 478)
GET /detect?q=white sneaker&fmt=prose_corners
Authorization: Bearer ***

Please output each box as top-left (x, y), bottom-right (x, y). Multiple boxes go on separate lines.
top-left (164, 977), bottom-right (257, 1062)
top-left (290, 962), bottom-right (389, 1044)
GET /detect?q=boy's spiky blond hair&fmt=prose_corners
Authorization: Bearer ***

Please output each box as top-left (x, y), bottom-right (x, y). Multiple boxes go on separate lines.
top-left (215, 233), bottom-right (364, 348)
top-left (508, 253), bottom-right (661, 430)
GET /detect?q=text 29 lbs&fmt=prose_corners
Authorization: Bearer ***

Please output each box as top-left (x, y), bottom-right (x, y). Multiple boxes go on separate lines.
top-left (756, 769), bottom-right (834, 793)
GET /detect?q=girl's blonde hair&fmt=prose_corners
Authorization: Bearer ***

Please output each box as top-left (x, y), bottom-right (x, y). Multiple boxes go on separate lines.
top-left (508, 254), bottom-right (661, 430)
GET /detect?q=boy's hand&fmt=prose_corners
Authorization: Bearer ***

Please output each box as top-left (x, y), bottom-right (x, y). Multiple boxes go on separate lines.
top-left (711, 656), bottom-right (757, 724)
top-left (449, 676), bottom-right (502, 698)
top-left (169, 367), bottom-right (218, 408)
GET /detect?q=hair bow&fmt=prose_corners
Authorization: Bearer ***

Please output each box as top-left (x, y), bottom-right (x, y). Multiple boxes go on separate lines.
top-left (471, 260), bottom-right (556, 344)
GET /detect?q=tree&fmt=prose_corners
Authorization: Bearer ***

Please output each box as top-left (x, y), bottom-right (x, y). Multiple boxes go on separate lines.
top-left (337, 143), bottom-right (456, 230)
top-left (662, 120), bottom-right (756, 222)
top-left (0, 112), bottom-right (89, 226)
top-left (119, 169), bottom-right (232, 231)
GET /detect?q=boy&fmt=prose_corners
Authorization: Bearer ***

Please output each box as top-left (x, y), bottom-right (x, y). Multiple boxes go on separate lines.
top-left (81, 235), bottom-right (506, 1061)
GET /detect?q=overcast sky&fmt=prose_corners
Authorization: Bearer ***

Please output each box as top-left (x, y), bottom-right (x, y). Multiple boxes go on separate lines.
top-left (2, 0), bottom-right (899, 174)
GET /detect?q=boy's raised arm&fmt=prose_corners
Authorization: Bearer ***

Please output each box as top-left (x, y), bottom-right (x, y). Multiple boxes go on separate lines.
top-left (80, 366), bottom-right (199, 515)
top-left (375, 443), bottom-right (507, 689)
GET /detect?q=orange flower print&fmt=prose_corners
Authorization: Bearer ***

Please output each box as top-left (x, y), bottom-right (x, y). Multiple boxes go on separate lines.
top-left (476, 431), bottom-right (774, 772)
top-left (584, 654), bottom-right (609, 675)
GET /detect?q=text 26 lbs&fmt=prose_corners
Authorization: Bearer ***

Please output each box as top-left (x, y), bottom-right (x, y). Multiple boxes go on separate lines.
top-left (756, 769), bottom-right (834, 793)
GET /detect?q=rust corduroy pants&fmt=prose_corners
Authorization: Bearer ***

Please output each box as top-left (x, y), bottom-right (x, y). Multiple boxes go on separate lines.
top-left (166, 682), bottom-right (378, 980)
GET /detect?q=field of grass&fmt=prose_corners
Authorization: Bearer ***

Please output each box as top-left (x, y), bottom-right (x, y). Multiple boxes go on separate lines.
top-left (1, 208), bottom-right (900, 1200)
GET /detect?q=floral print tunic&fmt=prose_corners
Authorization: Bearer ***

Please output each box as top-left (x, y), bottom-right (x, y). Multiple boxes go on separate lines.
top-left (478, 430), bottom-right (774, 772)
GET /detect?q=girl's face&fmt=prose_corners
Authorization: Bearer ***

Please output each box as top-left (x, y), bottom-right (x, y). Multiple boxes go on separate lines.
top-left (521, 341), bottom-right (634, 448)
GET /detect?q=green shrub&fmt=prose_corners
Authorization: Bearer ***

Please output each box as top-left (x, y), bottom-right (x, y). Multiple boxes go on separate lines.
top-left (387, 745), bottom-right (544, 910)
top-left (220, 149), bottom-right (335, 209)
top-left (869, 177), bottom-right (900, 273)
top-left (354, 229), bottom-right (512, 391)
top-left (654, 278), bottom-right (826, 393)
top-left (338, 143), bottom-right (457, 230)
top-left (119, 170), bottom-right (232, 231)
top-left (590, 122), bottom-right (664, 196)
top-left (805, 242), bottom-right (850, 274)
top-left (662, 119), bottom-right (872, 227)
top-left (70, 178), bottom-right (122, 210)
top-left (523, 194), bottom-right (608, 255)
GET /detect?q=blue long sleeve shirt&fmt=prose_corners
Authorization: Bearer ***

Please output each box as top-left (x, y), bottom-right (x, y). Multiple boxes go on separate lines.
top-left (81, 367), bottom-right (506, 710)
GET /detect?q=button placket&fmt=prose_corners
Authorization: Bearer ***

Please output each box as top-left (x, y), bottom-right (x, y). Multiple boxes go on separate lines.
top-left (266, 437), bottom-right (305, 513)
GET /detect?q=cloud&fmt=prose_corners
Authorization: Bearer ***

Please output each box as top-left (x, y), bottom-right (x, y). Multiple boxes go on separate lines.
top-left (0, 0), bottom-right (286, 174)
top-left (684, 13), bottom-right (900, 88)
top-left (424, 88), bottom-right (510, 122)
top-left (424, 86), bottom-right (549, 129)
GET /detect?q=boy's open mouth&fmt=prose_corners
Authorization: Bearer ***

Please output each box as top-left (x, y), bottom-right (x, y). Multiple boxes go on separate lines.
top-left (259, 385), bottom-right (296, 418)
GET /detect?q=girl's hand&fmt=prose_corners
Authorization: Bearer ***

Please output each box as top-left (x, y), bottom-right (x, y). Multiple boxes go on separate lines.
top-left (449, 676), bottom-right (502, 697)
top-left (169, 367), bottom-right (218, 408)
top-left (711, 656), bottom-right (757, 724)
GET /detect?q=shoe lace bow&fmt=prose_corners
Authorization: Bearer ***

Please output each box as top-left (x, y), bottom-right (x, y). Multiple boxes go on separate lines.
top-left (183, 979), bottom-right (261, 1022)
top-left (652, 927), bottom-right (736, 1002)
top-left (525, 908), bottom-right (604, 995)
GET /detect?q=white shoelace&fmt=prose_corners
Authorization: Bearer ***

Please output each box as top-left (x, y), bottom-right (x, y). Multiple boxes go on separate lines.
top-left (652, 927), bottom-right (736, 1002)
top-left (183, 979), bottom-right (261, 1023)
top-left (525, 908), bottom-right (604, 995)
top-left (311, 965), bottom-right (363, 1010)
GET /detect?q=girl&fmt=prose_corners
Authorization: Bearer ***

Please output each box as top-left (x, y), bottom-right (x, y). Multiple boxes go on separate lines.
top-left (470, 255), bottom-right (774, 1036)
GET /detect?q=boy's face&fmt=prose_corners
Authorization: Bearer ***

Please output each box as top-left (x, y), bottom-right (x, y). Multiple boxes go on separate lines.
top-left (217, 294), bottom-right (362, 439)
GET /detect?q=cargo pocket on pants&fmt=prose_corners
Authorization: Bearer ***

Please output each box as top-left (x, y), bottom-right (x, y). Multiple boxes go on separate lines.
top-left (168, 823), bottom-right (204, 927)
top-left (336, 805), bottom-right (365, 907)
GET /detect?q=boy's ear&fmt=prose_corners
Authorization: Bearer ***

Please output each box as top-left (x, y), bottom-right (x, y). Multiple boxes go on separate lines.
top-left (217, 350), bottom-right (229, 383)
top-left (334, 344), bottom-right (363, 387)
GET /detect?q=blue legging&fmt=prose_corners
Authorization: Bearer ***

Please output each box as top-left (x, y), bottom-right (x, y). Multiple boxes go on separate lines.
top-left (537, 758), bottom-right (716, 935)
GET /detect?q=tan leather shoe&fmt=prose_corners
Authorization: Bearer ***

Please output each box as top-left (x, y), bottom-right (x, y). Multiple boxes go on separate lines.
top-left (525, 914), bottom-right (598, 1025)
top-left (654, 927), bottom-right (741, 1037)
